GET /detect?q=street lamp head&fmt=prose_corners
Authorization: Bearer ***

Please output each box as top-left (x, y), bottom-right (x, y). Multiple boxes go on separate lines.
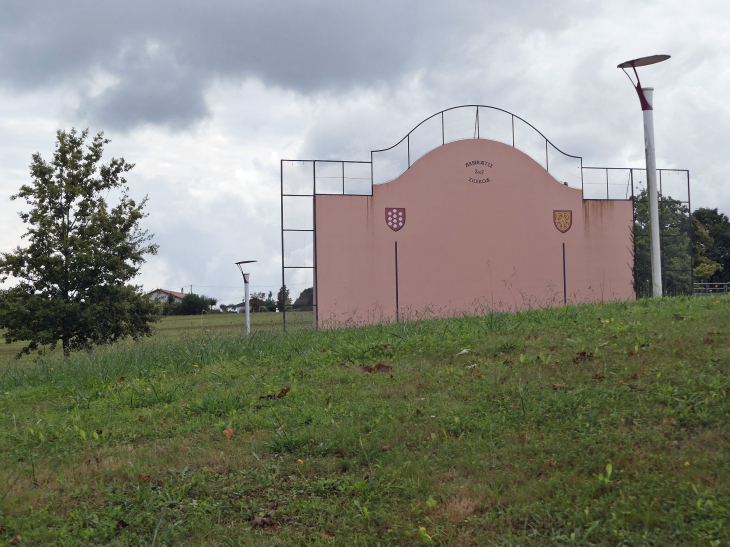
top-left (617, 54), bottom-right (670, 69)
top-left (235, 260), bottom-right (257, 281)
top-left (618, 54), bottom-right (670, 111)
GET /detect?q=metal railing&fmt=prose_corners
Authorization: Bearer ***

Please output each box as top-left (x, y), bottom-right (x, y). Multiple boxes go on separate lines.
top-left (371, 105), bottom-right (583, 190)
top-left (694, 283), bottom-right (729, 297)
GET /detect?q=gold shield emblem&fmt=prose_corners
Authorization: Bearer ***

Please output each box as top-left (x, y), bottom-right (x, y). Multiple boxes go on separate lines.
top-left (553, 210), bottom-right (572, 233)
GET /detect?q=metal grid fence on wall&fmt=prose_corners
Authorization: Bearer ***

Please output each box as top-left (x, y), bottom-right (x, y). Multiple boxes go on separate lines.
top-left (280, 160), bottom-right (372, 329)
top-left (280, 106), bottom-right (693, 329)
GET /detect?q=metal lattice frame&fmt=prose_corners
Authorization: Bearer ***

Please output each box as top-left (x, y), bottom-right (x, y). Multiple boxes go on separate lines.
top-left (281, 160), bottom-right (372, 330)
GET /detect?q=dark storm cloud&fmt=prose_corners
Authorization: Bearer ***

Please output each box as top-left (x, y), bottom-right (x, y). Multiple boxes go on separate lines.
top-left (0, 0), bottom-right (589, 130)
top-left (86, 44), bottom-right (209, 131)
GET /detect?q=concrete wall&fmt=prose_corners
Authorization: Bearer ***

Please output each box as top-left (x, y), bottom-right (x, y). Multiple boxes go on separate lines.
top-left (314, 139), bottom-right (634, 327)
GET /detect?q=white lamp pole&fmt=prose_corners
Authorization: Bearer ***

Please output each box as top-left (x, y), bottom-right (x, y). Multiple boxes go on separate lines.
top-left (243, 273), bottom-right (250, 335)
top-left (642, 88), bottom-right (662, 299)
top-left (618, 55), bottom-right (670, 298)
top-left (235, 260), bottom-right (257, 335)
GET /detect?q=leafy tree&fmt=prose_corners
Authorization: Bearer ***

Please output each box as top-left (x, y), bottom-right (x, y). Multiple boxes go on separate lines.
top-left (293, 287), bottom-right (313, 309)
top-left (249, 296), bottom-right (267, 311)
top-left (174, 293), bottom-right (216, 315)
top-left (250, 292), bottom-right (267, 312)
top-left (160, 293), bottom-right (179, 316)
top-left (691, 217), bottom-right (723, 281)
top-left (265, 290), bottom-right (276, 312)
top-left (692, 208), bottom-right (730, 283)
top-left (276, 285), bottom-right (290, 311)
top-left (632, 193), bottom-right (728, 293)
top-left (0, 129), bottom-right (158, 357)
top-left (632, 190), bottom-right (693, 297)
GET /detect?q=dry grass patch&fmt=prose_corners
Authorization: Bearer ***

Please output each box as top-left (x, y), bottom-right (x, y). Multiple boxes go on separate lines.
top-left (443, 495), bottom-right (480, 522)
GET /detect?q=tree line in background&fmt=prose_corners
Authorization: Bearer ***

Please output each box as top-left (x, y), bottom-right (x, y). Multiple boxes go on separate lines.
top-left (160, 293), bottom-right (217, 316)
top-left (160, 285), bottom-right (313, 315)
top-left (218, 286), bottom-right (313, 313)
top-left (633, 189), bottom-right (730, 298)
top-left (218, 290), bottom-right (278, 313)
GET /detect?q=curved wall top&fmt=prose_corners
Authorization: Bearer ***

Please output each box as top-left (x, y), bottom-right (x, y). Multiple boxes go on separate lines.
top-left (315, 138), bottom-right (634, 326)
top-left (370, 105), bottom-right (583, 190)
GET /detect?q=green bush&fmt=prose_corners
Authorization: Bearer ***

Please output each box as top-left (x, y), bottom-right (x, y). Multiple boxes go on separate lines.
top-left (172, 293), bottom-right (217, 315)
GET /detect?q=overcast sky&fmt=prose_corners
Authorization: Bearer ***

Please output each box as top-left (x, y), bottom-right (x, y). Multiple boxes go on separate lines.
top-left (1, 0), bottom-right (728, 304)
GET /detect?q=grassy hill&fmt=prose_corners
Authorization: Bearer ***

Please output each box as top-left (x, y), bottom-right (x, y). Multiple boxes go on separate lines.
top-left (0, 297), bottom-right (728, 545)
top-left (0, 311), bottom-right (313, 366)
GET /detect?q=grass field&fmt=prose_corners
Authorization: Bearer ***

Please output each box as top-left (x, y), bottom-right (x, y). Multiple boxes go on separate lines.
top-left (0, 311), bottom-right (313, 365)
top-left (0, 297), bottom-right (728, 545)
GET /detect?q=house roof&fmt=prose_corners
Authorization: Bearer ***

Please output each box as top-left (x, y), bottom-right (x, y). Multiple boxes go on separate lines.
top-left (147, 289), bottom-right (185, 299)
top-left (235, 297), bottom-right (267, 307)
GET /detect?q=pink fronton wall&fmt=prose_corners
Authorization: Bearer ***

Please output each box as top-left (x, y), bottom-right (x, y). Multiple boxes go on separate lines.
top-left (314, 139), bottom-right (634, 327)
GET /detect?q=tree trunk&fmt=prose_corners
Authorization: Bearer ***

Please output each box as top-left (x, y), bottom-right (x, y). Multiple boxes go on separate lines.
top-left (62, 336), bottom-right (70, 357)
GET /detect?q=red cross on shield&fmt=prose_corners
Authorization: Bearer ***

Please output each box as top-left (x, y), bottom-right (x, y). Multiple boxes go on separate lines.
top-left (386, 208), bottom-right (405, 231)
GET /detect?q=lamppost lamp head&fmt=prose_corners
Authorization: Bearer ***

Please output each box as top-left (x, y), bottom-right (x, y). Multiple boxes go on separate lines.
top-left (235, 260), bottom-right (257, 280)
top-left (617, 54), bottom-right (670, 69)
top-left (618, 55), bottom-right (670, 111)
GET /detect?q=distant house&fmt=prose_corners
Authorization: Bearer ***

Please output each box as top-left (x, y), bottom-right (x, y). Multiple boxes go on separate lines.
top-left (147, 289), bottom-right (185, 304)
top-left (234, 297), bottom-right (267, 313)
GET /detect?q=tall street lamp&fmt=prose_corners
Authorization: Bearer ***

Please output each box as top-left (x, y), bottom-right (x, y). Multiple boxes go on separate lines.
top-left (235, 260), bottom-right (257, 335)
top-left (618, 54), bottom-right (671, 298)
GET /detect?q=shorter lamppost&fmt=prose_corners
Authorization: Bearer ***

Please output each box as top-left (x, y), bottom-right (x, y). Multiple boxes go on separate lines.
top-left (618, 54), bottom-right (671, 298)
top-left (235, 260), bottom-right (257, 335)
